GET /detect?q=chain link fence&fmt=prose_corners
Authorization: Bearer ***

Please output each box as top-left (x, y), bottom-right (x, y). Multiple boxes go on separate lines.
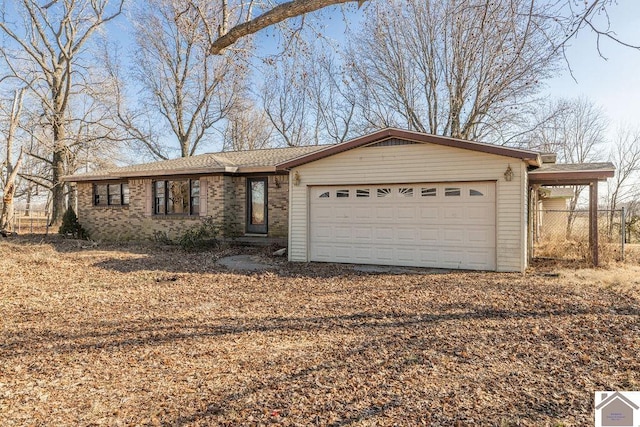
top-left (1, 205), bottom-right (50, 234)
top-left (533, 208), bottom-right (625, 262)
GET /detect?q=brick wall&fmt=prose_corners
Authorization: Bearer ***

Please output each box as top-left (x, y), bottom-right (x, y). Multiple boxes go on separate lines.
top-left (76, 173), bottom-right (290, 241)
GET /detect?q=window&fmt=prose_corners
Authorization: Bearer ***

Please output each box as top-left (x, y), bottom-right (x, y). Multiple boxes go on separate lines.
top-left (319, 191), bottom-right (330, 198)
top-left (445, 187), bottom-right (461, 196)
top-left (421, 187), bottom-right (437, 197)
top-left (356, 189), bottom-right (370, 198)
top-left (399, 187), bottom-right (414, 197)
top-left (94, 182), bottom-right (129, 206)
top-left (336, 189), bottom-right (350, 198)
top-left (470, 189), bottom-right (484, 196)
top-left (153, 179), bottom-right (200, 216)
top-left (377, 188), bottom-right (392, 197)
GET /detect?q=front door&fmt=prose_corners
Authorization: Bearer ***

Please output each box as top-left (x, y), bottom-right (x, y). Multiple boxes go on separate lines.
top-left (246, 178), bottom-right (268, 234)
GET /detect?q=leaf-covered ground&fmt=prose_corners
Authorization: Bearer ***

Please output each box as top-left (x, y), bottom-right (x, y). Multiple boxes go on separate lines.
top-left (1, 237), bottom-right (639, 426)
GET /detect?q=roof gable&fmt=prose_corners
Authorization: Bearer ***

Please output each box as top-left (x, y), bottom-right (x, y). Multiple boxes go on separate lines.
top-left (276, 128), bottom-right (541, 170)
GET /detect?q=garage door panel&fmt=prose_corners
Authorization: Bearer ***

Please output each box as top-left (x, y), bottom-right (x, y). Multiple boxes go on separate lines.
top-left (396, 248), bottom-right (419, 263)
top-left (333, 226), bottom-right (353, 241)
top-left (311, 205), bottom-right (334, 221)
top-left (375, 206), bottom-right (394, 220)
top-left (467, 227), bottom-right (496, 246)
top-left (396, 206), bottom-right (416, 220)
top-left (351, 245), bottom-right (374, 260)
top-left (466, 205), bottom-right (494, 221)
top-left (354, 207), bottom-right (372, 220)
top-left (419, 227), bottom-right (440, 242)
top-left (396, 228), bottom-right (417, 242)
top-left (418, 248), bottom-right (440, 264)
top-left (442, 206), bottom-right (465, 220)
top-left (313, 225), bottom-right (333, 239)
top-left (374, 227), bottom-right (394, 241)
top-left (353, 226), bottom-right (373, 240)
top-left (374, 247), bottom-right (394, 262)
top-left (419, 206), bottom-right (439, 220)
top-left (310, 182), bottom-right (496, 271)
top-left (442, 228), bottom-right (464, 243)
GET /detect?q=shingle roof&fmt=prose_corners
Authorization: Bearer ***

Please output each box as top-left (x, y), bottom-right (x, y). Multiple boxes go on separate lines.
top-left (530, 162), bottom-right (615, 173)
top-left (529, 162), bottom-right (615, 185)
top-left (63, 145), bottom-right (328, 181)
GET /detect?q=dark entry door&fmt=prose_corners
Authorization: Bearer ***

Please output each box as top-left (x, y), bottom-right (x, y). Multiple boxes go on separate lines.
top-left (246, 178), bottom-right (268, 234)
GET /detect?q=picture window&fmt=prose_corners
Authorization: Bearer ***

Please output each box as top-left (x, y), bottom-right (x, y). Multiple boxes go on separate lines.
top-left (153, 179), bottom-right (200, 216)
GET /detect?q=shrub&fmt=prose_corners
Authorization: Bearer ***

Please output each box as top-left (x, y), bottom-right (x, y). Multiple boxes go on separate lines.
top-left (58, 207), bottom-right (89, 239)
top-left (178, 217), bottom-right (221, 251)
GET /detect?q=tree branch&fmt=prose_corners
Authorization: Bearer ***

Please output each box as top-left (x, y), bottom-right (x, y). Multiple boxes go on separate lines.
top-left (209, 0), bottom-right (368, 54)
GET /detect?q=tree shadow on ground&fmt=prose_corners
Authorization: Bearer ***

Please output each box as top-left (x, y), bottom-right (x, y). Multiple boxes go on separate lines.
top-left (4, 305), bottom-right (637, 425)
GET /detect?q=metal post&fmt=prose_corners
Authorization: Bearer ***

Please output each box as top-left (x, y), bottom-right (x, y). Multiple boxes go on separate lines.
top-left (621, 207), bottom-right (625, 262)
top-left (589, 181), bottom-right (598, 266)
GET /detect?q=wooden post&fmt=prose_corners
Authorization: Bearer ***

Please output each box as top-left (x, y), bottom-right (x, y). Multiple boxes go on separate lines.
top-left (589, 181), bottom-right (598, 266)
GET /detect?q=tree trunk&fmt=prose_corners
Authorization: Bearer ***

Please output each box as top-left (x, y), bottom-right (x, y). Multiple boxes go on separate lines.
top-left (67, 182), bottom-right (77, 212)
top-left (1, 150), bottom-right (24, 231)
top-left (25, 185), bottom-right (32, 217)
top-left (50, 146), bottom-right (67, 226)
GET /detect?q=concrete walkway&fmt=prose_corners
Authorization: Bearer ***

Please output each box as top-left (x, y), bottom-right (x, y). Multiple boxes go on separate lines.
top-left (217, 255), bottom-right (273, 272)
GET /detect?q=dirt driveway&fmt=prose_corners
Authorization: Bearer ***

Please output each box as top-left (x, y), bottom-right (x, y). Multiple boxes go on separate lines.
top-left (1, 237), bottom-right (639, 426)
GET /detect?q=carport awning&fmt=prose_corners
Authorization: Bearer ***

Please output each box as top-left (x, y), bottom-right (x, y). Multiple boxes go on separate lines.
top-left (528, 162), bottom-right (615, 185)
top-left (528, 162), bottom-right (615, 268)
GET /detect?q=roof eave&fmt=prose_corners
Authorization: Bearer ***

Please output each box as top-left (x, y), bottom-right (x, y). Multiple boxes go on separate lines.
top-left (529, 169), bottom-right (615, 185)
top-left (63, 167), bottom-right (229, 182)
top-left (277, 128), bottom-right (541, 170)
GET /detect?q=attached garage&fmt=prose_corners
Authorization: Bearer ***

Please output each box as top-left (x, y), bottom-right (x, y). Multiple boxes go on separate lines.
top-left (309, 182), bottom-right (496, 270)
top-left (278, 128), bottom-right (542, 272)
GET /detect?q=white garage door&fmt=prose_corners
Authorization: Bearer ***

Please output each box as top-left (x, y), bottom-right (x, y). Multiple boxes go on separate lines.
top-left (309, 182), bottom-right (496, 270)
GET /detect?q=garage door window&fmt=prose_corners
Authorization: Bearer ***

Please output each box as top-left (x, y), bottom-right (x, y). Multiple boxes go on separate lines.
top-left (399, 187), bottom-right (414, 197)
top-left (337, 190), bottom-right (350, 198)
top-left (377, 188), bottom-right (392, 197)
top-left (470, 189), bottom-right (484, 196)
top-left (445, 187), bottom-right (461, 196)
top-left (356, 189), bottom-right (370, 198)
top-left (421, 187), bottom-right (437, 197)
top-left (319, 191), bottom-right (330, 198)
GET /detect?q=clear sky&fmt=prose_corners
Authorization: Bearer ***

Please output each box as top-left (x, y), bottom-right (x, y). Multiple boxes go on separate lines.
top-left (543, 1), bottom-right (640, 136)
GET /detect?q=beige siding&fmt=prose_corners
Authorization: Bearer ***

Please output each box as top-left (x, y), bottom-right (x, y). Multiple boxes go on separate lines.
top-left (288, 143), bottom-right (528, 272)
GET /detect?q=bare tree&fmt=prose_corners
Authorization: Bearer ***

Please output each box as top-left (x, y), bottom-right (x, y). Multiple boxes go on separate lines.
top-left (260, 40), bottom-right (357, 147)
top-left (605, 127), bottom-right (640, 238)
top-left (111, 0), bottom-right (247, 159)
top-left (0, 89), bottom-right (25, 231)
top-left (528, 97), bottom-right (607, 238)
top-left (0, 0), bottom-right (124, 226)
top-left (346, 0), bottom-right (561, 142)
top-left (261, 54), bottom-right (312, 147)
top-left (204, 0), bottom-right (635, 57)
top-left (207, 0), bottom-right (369, 54)
top-left (222, 96), bottom-right (274, 151)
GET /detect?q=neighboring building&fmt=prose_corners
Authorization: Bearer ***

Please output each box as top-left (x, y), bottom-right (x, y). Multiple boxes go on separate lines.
top-left (63, 128), bottom-right (614, 272)
top-left (537, 187), bottom-right (573, 240)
